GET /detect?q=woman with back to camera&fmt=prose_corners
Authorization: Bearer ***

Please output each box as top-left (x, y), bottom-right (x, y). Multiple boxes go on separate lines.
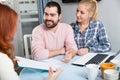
top-left (0, 3), bottom-right (62, 80)
top-left (71, 0), bottom-right (111, 56)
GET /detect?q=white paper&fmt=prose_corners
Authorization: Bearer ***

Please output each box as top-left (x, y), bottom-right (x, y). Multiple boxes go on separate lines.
top-left (40, 58), bottom-right (66, 69)
top-left (16, 56), bottom-right (65, 71)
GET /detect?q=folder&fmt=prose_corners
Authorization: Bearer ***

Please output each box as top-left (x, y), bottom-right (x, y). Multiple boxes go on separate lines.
top-left (16, 56), bottom-right (65, 71)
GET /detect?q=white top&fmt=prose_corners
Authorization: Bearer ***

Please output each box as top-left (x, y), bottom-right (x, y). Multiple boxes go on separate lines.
top-left (0, 52), bottom-right (19, 80)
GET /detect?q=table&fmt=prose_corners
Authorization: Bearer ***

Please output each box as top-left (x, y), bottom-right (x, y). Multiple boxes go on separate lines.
top-left (19, 55), bottom-right (103, 80)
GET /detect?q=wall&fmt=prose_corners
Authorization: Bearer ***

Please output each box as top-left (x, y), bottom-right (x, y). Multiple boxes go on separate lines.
top-left (53, 0), bottom-right (120, 52)
top-left (98, 0), bottom-right (120, 52)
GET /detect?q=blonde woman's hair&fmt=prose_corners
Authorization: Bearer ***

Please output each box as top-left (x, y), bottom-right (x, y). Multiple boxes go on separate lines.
top-left (79, 0), bottom-right (98, 21)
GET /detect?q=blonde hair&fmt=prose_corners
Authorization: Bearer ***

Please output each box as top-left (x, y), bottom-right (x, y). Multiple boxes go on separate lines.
top-left (79, 0), bottom-right (98, 21)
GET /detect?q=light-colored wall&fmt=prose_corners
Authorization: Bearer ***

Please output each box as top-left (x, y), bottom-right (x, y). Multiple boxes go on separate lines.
top-left (53, 0), bottom-right (120, 52)
top-left (98, 0), bottom-right (120, 52)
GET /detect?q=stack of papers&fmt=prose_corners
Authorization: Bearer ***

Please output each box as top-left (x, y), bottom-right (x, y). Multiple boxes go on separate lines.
top-left (16, 56), bottom-right (65, 71)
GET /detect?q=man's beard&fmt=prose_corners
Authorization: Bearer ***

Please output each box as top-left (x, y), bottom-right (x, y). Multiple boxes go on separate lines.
top-left (44, 20), bottom-right (59, 29)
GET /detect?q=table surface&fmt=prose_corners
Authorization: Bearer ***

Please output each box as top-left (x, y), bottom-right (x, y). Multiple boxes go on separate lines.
top-left (19, 54), bottom-right (107, 80)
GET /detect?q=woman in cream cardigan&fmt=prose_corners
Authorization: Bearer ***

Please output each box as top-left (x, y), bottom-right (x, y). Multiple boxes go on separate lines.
top-left (0, 3), bottom-right (62, 80)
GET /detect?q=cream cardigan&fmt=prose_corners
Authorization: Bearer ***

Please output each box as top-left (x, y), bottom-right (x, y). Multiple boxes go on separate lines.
top-left (0, 52), bottom-right (19, 80)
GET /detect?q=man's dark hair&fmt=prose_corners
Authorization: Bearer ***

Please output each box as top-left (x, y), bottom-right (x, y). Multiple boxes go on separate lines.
top-left (45, 1), bottom-right (61, 15)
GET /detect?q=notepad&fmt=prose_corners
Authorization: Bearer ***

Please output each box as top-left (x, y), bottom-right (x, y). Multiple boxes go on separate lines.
top-left (16, 56), bottom-right (65, 71)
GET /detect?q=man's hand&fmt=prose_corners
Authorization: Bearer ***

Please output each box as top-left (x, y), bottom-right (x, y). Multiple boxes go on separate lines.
top-left (49, 48), bottom-right (65, 58)
top-left (61, 49), bottom-right (76, 63)
top-left (59, 48), bottom-right (66, 55)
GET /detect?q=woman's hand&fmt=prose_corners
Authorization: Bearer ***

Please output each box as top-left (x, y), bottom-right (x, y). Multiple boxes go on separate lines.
top-left (46, 67), bottom-right (63, 80)
top-left (77, 48), bottom-right (88, 56)
top-left (13, 58), bottom-right (20, 65)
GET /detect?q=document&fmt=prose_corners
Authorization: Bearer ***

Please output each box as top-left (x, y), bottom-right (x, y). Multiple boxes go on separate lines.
top-left (16, 56), bottom-right (65, 71)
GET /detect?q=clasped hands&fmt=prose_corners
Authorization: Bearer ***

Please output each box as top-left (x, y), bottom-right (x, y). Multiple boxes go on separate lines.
top-left (60, 48), bottom-right (88, 62)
